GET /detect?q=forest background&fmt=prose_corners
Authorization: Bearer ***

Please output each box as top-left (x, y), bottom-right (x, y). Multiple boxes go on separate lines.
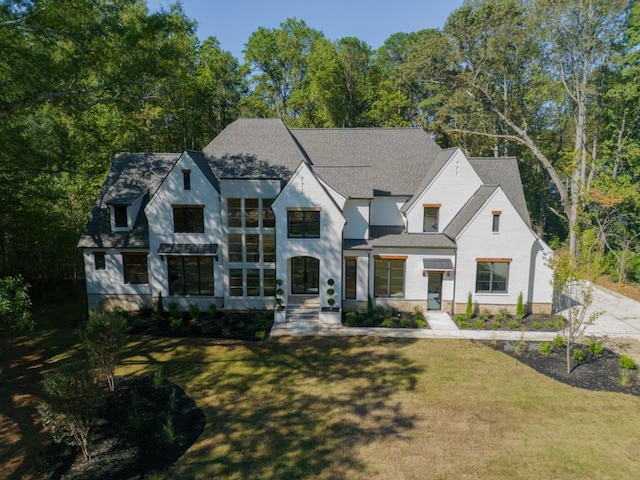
top-left (1, 0), bottom-right (638, 290)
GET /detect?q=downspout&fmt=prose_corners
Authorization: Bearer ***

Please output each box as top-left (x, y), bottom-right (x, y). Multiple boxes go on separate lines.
top-left (367, 198), bottom-right (372, 304)
top-left (451, 245), bottom-right (458, 315)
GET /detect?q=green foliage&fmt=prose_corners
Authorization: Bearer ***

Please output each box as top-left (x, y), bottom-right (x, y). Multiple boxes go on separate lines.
top-left (539, 342), bottom-right (554, 357)
top-left (157, 292), bottom-right (164, 315)
top-left (0, 275), bottom-right (33, 330)
top-left (39, 370), bottom-right (101, 461)
top-left (170, 316), bottom-right (183, 331)
top-left (163, 415), bottom-right (175, 444)
top-left (153, 369), bottom-right (164, 390)
top-left (465, 292), bottom-right (474, 319)
top-left (208, 303), bottom-right (217, 317)
top-left (367, 295), bottom-right (374, 317)
top-left (554, 335), bottom-right (567, 348)
top-left (587, 338), bottom-right (604, 356)
top-left (189, 303), bottom-right (200, 321)
top-left (168, 387), bottom-right (177, 412)
top-left (381, 318), bottom-right (395, 328)
top-left (572, 348), bottom-right (585, 364)
top-left (474, 319), bottom-right (485, 329)
top-left (507, 320), bottom-right (520, 330)
top-left (619, 368), bottom-right (633, 387)
top-left (533, 321), bottom-right (543, 330)
top-left (344, 311), bottom-right (362, 327)
top-left (491, 321), bottom-right (501, 330)
top-left (516, 292), bottom-right (525, 319)
top-left (83, 311), bottom-right (126, 392)
top-left (619, 355), bottom-right (637, 370)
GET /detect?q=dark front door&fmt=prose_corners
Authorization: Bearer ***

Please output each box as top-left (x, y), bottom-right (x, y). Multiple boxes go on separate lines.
top-left (427, 272), bottom-right (443, 310)
top-left (291, 256), bottom-right (320, 294)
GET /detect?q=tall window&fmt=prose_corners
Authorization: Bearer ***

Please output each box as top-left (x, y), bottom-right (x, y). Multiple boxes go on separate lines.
top-left (476, 261), bottom-right (509, 293)
top-left (228, 234), bottom-right (243, 262)
top-left (168, 256), bottom-right (213, 295)
top-left (423, 206), bottom-right (439, 232)
top-left (247, 269), bottom-right (260, 296)
top-left (114, 206), bottom-right (128, 228)
top-left (230, 269), bottom-right (243, 296)
top-left (245, 234), bottom-right (260, 262)
top-left (94, 252), bottom-right (106, 270)
top-left (345, 258), bottom-right (357, 299)
top-left (228, 198), bottom-right (241, 227)
top-left (122, 254), bottom-right (148, 284)
top-left (182, 169), bottom-right (191, 190)
top-left (263, 234), bottom-right (275, 262)
top-left (173, 206), bottom-right (204, 233)
top-left (263, 198), bottom-right (275, 227)
top-left (374, 258), bottom-right (405, 297)
top-left (492, 211), bottom-right (501, 233)
top-left (288, 210), bottom-right (320, 238)
top-left (264, 269), bottom-right (276, 296)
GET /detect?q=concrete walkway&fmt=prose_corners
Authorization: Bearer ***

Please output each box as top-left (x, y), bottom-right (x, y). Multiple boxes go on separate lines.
top-left (270, 284), bottom-right (640, 344)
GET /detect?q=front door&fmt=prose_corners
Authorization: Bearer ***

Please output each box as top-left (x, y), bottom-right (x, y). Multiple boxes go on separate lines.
top-left (291, 256), bottom-right (320, 294)
top-left (427, 272), bottom-right (443, 310)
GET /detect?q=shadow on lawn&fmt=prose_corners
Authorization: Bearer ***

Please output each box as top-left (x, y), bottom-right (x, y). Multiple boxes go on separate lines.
top-left (121, 336), bottom-right (421, 479)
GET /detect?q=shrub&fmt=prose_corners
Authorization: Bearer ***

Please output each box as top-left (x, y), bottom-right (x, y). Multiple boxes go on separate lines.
top-left (367, 295), bottom-right (374, 317)
top-left (539, 342), bottom-right (553, 356)
top-left (189, 303), bottom-right (200, 321)
top-left (478, 309), bottom-right (490, 322)
top-left (152, 369), bottom-right (164, 390)
top-left (572, 348), bottom-right (585, 363)
top-left (156, 292), bottom-right (164, 315)
top-left (254, 330), bottom-right (266, 340)
top-left (490, 321), bottom-right (501, 330)
top-left (507, 319), bottom-right (520, 330)
top-left (496, 309), bottom-right (512, 323)
top-left (344, 311), bottom-right (361, 327)
top-left (466, 292), bottom-right (474, 319)
top-left (554, 334), bottom-right (567, 348)
top-left (415, 317), bottom-right (427, 328)
top-left (400, 314), bottom-right (411, 328)
top-left (586, 338), bottom-right (604, 356)
top-left (208, 303), bottom-right (217, 317)
top-left (516, 292), bottom-right (525, 319)
top-left (620, 369), bottom-right (633, 387)
top-left (83, 311), bottom-right (126, 392)
top-left (170, 316), bottom-right (183, 330)
top-left (458, 320), bottom-right (471, 329)
top-left (514, 339), bottom-right (527, 356)
top-left (454, 313), bottom-right (466, 324)
top-left (619, 355), bottom-right (637, 370)
top-left (474, 319), bottom-right (484, 329)
top-left (39, 370), bottom-right (101, 461)
top-left (163, 415), bottom-right (175, 444)
top-left (413, 307), bottom-right (426, 323)
top-left (381, 318), bottom-right (395, 328)
top-left (533, 321), bottom-right (543, 330)
top-left (0, 275), bottom-right (33, 330)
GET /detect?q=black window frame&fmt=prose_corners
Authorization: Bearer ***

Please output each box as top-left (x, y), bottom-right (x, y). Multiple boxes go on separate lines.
top-left (114, 206), bottom-right (128, 228)
top-left (167, 256), bottom-right (213, 295)
top-left (287, 210), bottom-right (320, 238)
top-left (345, 258), bottom-right (357, 299)
top-left (173, 205), bottom-right (204, 233)
top-left (475, 261), bottom-right (509, 293)
top-left (182, 169), bottom-right (191, 190)
top-left (122, 253), bottom-right (148, 284)
top-left (374, 258), bottom-right (405, 298)
top-left (492, 214), bottom-right (500, 233)
top-left (94, 252), bottom-right (106, 270)
top-left (423, 206), bottom-right (439, 233)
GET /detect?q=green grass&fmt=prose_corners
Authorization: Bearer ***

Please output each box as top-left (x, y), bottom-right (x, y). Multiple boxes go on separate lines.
top-left (5, 297), bottom-right (640, 479)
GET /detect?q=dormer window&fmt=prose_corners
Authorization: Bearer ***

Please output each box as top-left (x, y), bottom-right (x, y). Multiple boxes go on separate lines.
top-left (183, 169), bottom-right (191, 190)
top-left (114, 206), bottom-right (128, 228)
top-left (423, 204), bottom-right (440, 233)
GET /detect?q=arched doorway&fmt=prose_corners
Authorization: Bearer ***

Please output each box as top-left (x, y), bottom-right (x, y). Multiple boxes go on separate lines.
top-left (291, 256), bottom-right (319, 295)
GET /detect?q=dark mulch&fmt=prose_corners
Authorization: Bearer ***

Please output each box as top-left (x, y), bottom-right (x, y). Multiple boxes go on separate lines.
top-left (486, 340), bottom-right (640, 396)
top-left (343, 308), bottom-right (430, 328)
top-left (457, 313), bottom-right (563, 332)
top-left (127, 309), bottom-right (274, 341)
top-left (35, 375), bottom-right (206, 480)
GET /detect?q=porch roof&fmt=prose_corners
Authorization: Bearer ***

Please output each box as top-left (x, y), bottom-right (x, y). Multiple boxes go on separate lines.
top-left (157, 243), bottom-right (218, 256)
top-left (423, 259), bottom-right (454, 271)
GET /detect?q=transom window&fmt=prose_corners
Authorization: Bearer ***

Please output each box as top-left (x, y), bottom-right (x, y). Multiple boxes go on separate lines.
top-left (374, 257), bottom-right (405, 298)
top-left (288, 210), bottom-right (320, 238)
top-left (475, 260), bottom-right (510, 293)
top-left (168, 256), bottom-right (213, 295)
top-left (423, 205), bottom-right (440, 233)
top-left (173, 206), bottom-right (204, 233)
top-left (122, 254), bottom-right (148, 284)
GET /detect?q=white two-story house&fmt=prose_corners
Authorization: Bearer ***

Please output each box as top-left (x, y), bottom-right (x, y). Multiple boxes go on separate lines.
top-left (78, 118), bottom-right (554, 321)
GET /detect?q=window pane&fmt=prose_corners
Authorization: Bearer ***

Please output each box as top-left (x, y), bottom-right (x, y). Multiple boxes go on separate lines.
top-left (423, 207), bottom-right (439, 232)
top-left (345, 259), bottom-right (356, 299)
top-left (475, 262), bottom-right (491, 292)
top-left (228, 198), bottom-right (241, 227)
top-left (245, 198), bottom-right (259, 227)
top-left (230, 269), bottom-right (243, 296)
top-left (198, 257), bottom-right (214, 295)
top-left (304, 211), bottom-right (320, 237)
top-left (184, 257), bottom-right (199, 294)
top-left (228, 234), bottom-right (243, 262)
top-left (263, 198), bottom-right (275, 228)
top-left (123, 254), bottom-right (148, 284)
top-left (94, 252), bottom-right (105, 270)
top-left (246, 234), bottom-right (260, 262)
top-left (263, 234), bottom-right (275, 262)
top-left (492, 214), bottom-right (500, 232)
top-left (264, 268), bottom-right (276, 296)
top-left (389, 259), bottom-right (405, 297)
top-left (183, 170), bottom-right (191, 190)
top-left (174, 207), bottom-right (204, 233)
top-left (168, 257), bottom-right (183, 294)
top-left (492, 262), bottom-right (509, 292)
top-left (114, 207), bottom-right (128, 228)
top-left (374, 258), bottom-right (388, 297)
top-left (288, 211), bottom-right (304, 237)
top-left (247, 269), bottom-right (260, 296)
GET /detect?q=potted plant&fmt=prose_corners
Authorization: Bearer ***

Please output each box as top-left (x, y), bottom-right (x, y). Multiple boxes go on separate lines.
top-left (325, 278), bottom-right (339, 311)
top-left (275, 279), bottom-right (285, 310)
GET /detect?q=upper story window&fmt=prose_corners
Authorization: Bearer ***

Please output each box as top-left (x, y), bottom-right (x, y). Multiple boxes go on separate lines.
top-left (182, 169), bottom-right (191, 190)
top-left (227, 198), bottom-right (241, 227)
top-left (173, 205), bottom-right (204, 233)
top-left (245, 199), bottom-right (260, 227)
top-left (475, 259), bottom-right (510, 293)
top-left (492, 211), bottom-right (501, 233)
top-left (288, 209), bottom-right (320, 238)
top-left (423, 204), bottom-right (440, 232)
top-left (114, 206), bottom-right (128, 228)
top-left (263, 198), bottom-right (275, 228)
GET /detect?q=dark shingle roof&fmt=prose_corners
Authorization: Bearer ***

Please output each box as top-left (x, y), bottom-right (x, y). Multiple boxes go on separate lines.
top-left (203, 118), bottom-right (306, 180)
top-left (186, 150), bottom-right (219, 191)
top-left (77, 153), bottom-right (180, 248)
top-left (444, 186), bottom-right (498, 238)
top-left (468, 157), bottom-right (530, 226)
top-left (343, 226), bottom-right (455, 250)
top-left (291, 127), bottom-right (442, 198)
top-left (400, 148), bottom-right (458, 213)
top-left (157, 243), bottom-right (218, 255)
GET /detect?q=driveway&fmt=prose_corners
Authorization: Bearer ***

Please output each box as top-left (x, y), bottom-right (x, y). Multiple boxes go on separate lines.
top-left (582, 284), bottom-right (640, 340)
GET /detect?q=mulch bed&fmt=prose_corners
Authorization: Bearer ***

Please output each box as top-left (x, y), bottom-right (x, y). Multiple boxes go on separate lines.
top-left (486, 340), bottom-right (640, 395)
top-left (35, 375), bottom-right (206, 480)
top-left (456, 313), bottom-right (563, 332)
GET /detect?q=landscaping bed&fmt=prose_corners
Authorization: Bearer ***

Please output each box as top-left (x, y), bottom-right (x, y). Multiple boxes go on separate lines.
top-left (126, 307), bottom-right (274, 341)
top-left (343, 306), bottom-right (429, 328)
top-left (454, 311), bottom-right (564, 332)
top-left (487, 340), bottom-right (640, 395)
top-left (35, 374), bottom-right (206, 480)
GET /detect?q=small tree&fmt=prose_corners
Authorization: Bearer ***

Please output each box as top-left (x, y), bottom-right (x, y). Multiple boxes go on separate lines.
top-left (83, 311), bottom-right (126, 391)
top-left (39, 370), bottom-right (101, 461)
top-left (0, 275), bottom-right (33, 330)
top-left (465, 292), bottom-right (474, 319)
top-left (275, 279), bottom-right (285, 310)
top-left (551, 250), bottom-right (603, 374)
top-left (516, 292), bottom-right (525, 320)
top-left (327, 278), bottom-right (337, 309)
